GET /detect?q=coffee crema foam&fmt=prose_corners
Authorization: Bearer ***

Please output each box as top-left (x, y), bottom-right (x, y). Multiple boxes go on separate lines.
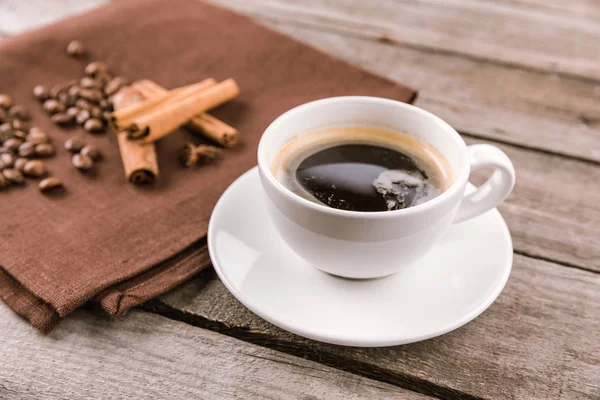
top-left (271, 128), bottom-right (454, 212)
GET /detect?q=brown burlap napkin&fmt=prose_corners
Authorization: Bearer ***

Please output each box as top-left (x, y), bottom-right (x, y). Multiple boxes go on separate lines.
top-left (0, 0), bottom-right (417, 332)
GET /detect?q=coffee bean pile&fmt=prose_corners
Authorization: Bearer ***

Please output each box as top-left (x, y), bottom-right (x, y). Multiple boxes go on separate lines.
top-left (33, 59), bottom-right (127, 134)
top-left (0, 97), bottom-right (63, 193)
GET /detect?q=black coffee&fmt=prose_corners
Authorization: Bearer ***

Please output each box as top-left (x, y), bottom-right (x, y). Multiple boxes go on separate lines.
top-left (272, 128), bottom-right (452, 212)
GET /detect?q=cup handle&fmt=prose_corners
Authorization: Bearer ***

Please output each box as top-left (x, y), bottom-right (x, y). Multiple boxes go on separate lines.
top-left (454, 144), bottom-right (516, 223)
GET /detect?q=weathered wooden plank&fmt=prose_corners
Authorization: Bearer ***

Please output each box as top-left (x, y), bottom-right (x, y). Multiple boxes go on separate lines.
top-left (152, 254), bottom-right (600, 400)
top-left (0, 0), bottom-right (110, 35)
top-left (209, 0), bottom-right (600, 81)
top-left (464, 137), bottom-right (600, 271)
top-left (261, 22), bottom-right (600, 164)
top-left (0, 303), bottom-right (429, 400)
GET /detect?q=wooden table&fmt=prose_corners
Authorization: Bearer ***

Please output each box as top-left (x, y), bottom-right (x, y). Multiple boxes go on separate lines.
top-left (1, 1), bottom-right (599, 399)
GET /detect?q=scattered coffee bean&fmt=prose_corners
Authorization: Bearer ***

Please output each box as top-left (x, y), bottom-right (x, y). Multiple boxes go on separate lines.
top-left (99, 99), bottom-right (110, 110)
top-left (57, 91), bottom-right (73, 106)
top-left (76, 109), bottom-right (91, 125)
top-left (104, 77), bottom-right (127, 96)
top-left (64, 137), bottom-right (85, 153)
top-left (39, 177), bottom-right (64, 193)
top-left (29, 126), bottom-right (44, 135)
top-left (76, 99), bottom-right (92, 110)
top-left (0, 108), bottom-right (6, 122)
top-left (33, 85), bottom-right (50, 101)
top-left (102, 111), bottom-right (112, 121)
top-left (0, 153), bottom-right (15, 168)
top-left (80, 144), bottom-right (101, 160)
top-left (51, 112), bottom-right (74, 125)
top-left (3, 168), bottom-right (25, 184)
top-left (0, 122), bottom-right (12, 133)
top-left (78, 88), bottom-right (103, 103)
top-left (12, 119), bottom-right (29, 131)
top-left (66, 40), bottom-right (86, 57)
top-left (85, 61), bottom-right (108, 77)
top-left (72, 153), bottom-right (93, 170)
top-left (14, 157), bottom-right (29, 172)
top-left (66, 107), bottom-right (80, 119)
top-left (90, 106), bottom-right (103, 120)
top-left (68, 85), bottom-right (80, 98)
top-left (43, 99), bottom-right (65, 114)
top-left (80, 77), bottom-right (100, 89)
top-left (34, 143), bottom-right (55, 157)
top-left (8, 105), bottom-right (30, 120)
top-left (23, 159), bottom-right (46, 177)
top-left (0, 94), bottom-right (14, 109)
top-left (13, 130), bottom-right (26, 140)
top-left (84, 118), bottom-right (104, 133)
top-left (95, 70), bottom-right (113, 85)
top-left (19, 142), bottom-right (35, 158)
top-left (0, 173), bottom-right (8, 189)
top-left (3, 138), bottom-right (23, 152)
top-left (26, 131), bottom-right (49, 145)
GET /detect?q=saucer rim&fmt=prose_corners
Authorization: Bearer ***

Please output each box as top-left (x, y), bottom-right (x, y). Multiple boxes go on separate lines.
top-left (208, 166), bottom-right (513, 347)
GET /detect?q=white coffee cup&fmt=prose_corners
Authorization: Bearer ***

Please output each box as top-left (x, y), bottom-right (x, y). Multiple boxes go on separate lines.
top-left (258, 97), bottom-right (515, 279)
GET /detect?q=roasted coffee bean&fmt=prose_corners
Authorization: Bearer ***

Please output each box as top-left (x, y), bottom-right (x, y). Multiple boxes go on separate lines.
top-left (26, 131), bottom-right (49, 145)
top-left (3, 138), bottom-right (23, 152)
top-left (78, 88), bottom-right (103, 103)
top-left (0, 153), bottom-right (15, 168)
top-left (99, 99), bottom-right (110, 110)
top-left (0, 122), bottom-right (12, 134)
top-left (8, 105), bottom-right (30, 120)
top-left (104, 77), bottom-right (127, 96)
top-left (75, 99), bottom-right (92, 110)
top-left (80, 144), bottom-right (101, 160)
top-left (39, 177), bottom-right (64, 193)
top-left (84, 118), bottom-right (104, 133)
top-left (14, 157), bottom-right (29, 172)
top-left (76, 109), bottom-right (91, 125)
top-left (80, 77), bottom-right (100, 89)
top-left (66, 107), bottom-right (80, 118)
top-left (23, 159), bottom-right (46, 177)
top-left (72, 153), bottom-right (93, 170)
top-left (51, 112), bottom-right (74, 125)
top-left (49, 84), bottom-right (64, 99)
top-left (18, 142), bottom-right (35, 157)
top-left (64, 137), bottom-right (85, 153)
top-left (3, 168), bottom-right (24, 184)
top-left (0, 131), bottom-right (13, 144)
top-left (0, 94), bottom-right (14, 109)
top-left (96, 71), bottom-right (113, 85)
top-left (33, 85), bottom-right (50, 101)
top-left (68, 85), bottom-right (80, 98)
top-left (13, 130), bottom-right (26, 140)
top-left (11, 119), bottom-right (29, 131)
top-left (34, 143), bottom-right (55, 157)
top-left (0, 108), bottom-right (6, 122)
top-left (29, 126), bottom-right (44, 135)
top-left (85, 61), bottom-right (108, 77)
top-left (0, 173), bottom-right (8, 189)
top-left (90, 106), bottom-right (103, 120)
top-left (57, 91), bottom-right (72, 106)
top-left (43, 99), bottom-right (65, 114)
top-left (102, 111), bottom-right (112, 122)
top-left (66, 40), bottom-right (86, 57)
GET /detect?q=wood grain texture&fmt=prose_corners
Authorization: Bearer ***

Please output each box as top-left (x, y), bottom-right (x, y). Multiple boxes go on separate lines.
top-left (0, 0), bottom-right (110, 35)
top-left (261, 22), bottom-right (600, 164)
top-left (209, 0), bottom-right (600, 81)
top-left (464, 136), bottom-right (600, 272)
top-left (152, 255), bottom-right (600, 400)
top-left (0, 303), bottom-right (429, 400)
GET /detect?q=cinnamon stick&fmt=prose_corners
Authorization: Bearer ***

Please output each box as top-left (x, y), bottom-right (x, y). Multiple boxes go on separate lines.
top-left (111, 85), bottom-right (159, 184)
top-left (122, 78), bottom-right (240, 144)
top-left (138, 80), bottom-right (239, 148)
top-left (109, 78), bottom-right (217, 133)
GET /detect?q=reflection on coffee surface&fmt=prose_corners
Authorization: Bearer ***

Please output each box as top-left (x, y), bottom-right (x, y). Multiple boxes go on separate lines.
top-left (272, 128), bottom-right (453, 212)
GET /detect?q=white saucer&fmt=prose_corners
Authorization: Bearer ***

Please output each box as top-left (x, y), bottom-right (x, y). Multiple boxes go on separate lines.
top-left (208, 167), bottom-right (513, 347)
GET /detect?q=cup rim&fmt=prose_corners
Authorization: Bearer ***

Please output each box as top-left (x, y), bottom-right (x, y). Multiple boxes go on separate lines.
top-left (257, 96), bottom-right (470, 219)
